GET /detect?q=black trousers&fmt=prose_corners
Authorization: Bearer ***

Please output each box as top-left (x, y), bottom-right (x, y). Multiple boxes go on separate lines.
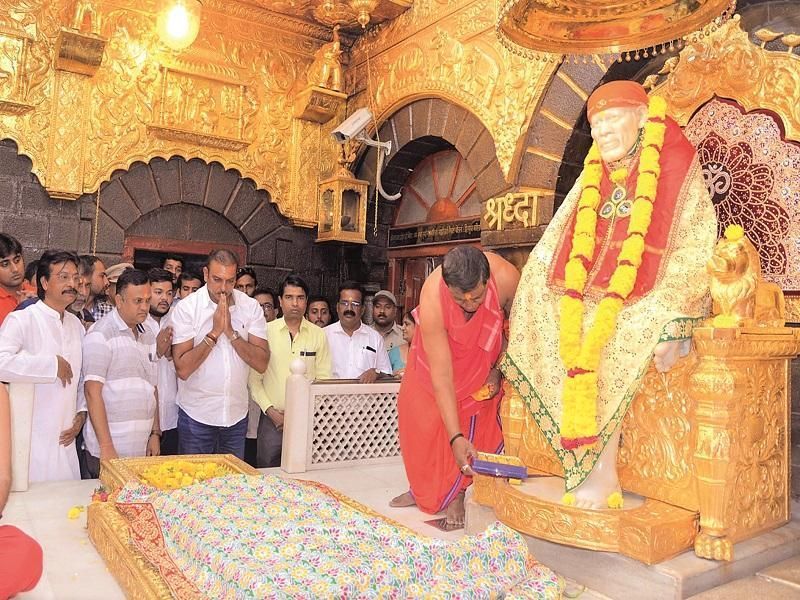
top-left (160, 428), bottom-right (179, 456)
top-left (256, 412), bottom-right (283, 468)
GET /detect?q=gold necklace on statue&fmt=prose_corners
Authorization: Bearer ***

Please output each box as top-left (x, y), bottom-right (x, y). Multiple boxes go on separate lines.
top-left (598, 152), bottom-right (639, 220)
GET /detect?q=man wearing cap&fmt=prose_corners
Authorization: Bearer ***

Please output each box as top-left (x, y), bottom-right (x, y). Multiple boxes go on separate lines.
top-left (105, 262), bottom-right (134, 306)
top-left (371, 290), bottom-right (405, 353)
top-left (503, 80), bottom-right (716, 509)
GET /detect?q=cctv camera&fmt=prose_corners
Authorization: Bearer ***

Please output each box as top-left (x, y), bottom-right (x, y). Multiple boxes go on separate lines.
top-left (331, 107), bottom-right (373, 143)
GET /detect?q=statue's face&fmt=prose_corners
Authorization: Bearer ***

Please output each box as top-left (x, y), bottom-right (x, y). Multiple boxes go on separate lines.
top-left (589, 106), bottom-right (648, 163)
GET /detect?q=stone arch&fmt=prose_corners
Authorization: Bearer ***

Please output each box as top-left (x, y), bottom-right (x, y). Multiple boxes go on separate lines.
top-left (80, 156), bottom-right (327, 292)
top-left (355, 97), bottom-right (509, 203)
top-left (0, 138), bottom-right (83, 262)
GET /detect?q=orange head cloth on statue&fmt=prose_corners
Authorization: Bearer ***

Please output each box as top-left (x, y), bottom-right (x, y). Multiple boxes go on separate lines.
top-left (586, 80), bottom-right (649, 120)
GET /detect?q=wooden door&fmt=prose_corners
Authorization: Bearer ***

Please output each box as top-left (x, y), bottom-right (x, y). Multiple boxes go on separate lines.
top-left (401, 257), bottom-right (429, 315)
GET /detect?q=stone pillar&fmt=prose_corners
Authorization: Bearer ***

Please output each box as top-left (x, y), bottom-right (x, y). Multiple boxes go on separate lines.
top-left (281, 359), bottom-right (311, 474)
top-left (8, 383), bottom-right (34, 491)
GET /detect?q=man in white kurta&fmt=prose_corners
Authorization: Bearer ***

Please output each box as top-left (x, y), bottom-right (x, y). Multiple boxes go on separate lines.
top-left (324, 282), bottom-right (391, 382)
top-left (0, 251), bottom-right (84, 482)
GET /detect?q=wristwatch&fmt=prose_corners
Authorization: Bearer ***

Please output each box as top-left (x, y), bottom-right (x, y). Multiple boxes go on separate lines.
top-left (230, 330), bottom-right (241, 342)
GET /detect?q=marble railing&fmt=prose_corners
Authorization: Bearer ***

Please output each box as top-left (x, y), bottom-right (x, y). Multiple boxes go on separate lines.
top-left (281, 359), bottom-right (401, 473)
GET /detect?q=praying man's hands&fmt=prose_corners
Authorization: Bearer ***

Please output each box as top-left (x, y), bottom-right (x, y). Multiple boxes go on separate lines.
top-left (156, 326), bottom-right (173, 359)
top-left (211, 292), bottom-right (229, 340)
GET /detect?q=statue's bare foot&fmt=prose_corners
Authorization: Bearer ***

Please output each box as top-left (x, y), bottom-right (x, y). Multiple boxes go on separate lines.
top-left (571, 430), bottom-right (621, 510)
top-left (444, 491), bottom-right (466, 528)
top-left (389, 491), bottom-right (416, 508)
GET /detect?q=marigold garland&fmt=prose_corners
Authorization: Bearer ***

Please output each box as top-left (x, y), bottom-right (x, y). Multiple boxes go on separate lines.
top-left (558, 96), bottom-right (668, 450)
top-left (140, 459), bottom-right (230, 490)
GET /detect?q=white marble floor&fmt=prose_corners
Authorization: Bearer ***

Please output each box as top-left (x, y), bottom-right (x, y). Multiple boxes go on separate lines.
top-left (2, 459), bottom-right (487, 599)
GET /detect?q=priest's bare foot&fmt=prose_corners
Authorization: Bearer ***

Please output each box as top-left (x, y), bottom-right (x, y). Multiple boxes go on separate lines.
top-left (389, 491), bottom-right (416, 508)
top-left (571, 430), bottom-right (621, 510)
top-left (444, 491), bottom-right (466, 528)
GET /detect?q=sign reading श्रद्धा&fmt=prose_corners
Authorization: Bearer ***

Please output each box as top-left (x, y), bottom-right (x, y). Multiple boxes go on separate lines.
top-left (388, 219), bottom-right (481, 248)
top-left (483, 192), bottom-right (542, 231)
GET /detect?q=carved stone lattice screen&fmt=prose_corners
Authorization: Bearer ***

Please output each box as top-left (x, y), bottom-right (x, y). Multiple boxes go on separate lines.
top-left (310, 387), bottom-right (400, 467)
top-left (685, 98), bottom-right (800, 292)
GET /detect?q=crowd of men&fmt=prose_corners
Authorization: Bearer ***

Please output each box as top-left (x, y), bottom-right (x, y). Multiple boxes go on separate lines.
top-left (0, 233), bottom-right (417, 485)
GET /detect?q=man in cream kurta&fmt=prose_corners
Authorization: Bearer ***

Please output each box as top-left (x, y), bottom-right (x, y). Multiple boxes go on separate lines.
top-left (0, 251), bottom-right (84, 482)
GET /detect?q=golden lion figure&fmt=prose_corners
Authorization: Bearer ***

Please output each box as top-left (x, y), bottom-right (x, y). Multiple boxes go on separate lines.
top-left (707, 224), bottom-right (785, 327)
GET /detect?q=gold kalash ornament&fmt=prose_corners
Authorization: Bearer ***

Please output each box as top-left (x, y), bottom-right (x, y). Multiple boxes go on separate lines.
top-left (496, 0), bottom-right (737, 62)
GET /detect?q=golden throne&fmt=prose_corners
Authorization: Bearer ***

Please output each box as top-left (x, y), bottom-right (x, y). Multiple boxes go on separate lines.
top-left (474, 16), bottom-right (800, 564)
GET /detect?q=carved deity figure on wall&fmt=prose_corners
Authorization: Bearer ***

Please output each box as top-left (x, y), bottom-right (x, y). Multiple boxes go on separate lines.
top-left (307, 24), bottom-right (343, 92)
top-left (0, 37), bottom-right (22, 98)
top-left (502, 81), bottom-right (717, 509)
top-left (71, 0), bottom-right (100, 35)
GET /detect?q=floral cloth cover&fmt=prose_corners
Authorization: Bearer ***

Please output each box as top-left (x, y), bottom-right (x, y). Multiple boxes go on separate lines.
top-left (115, 474), bottom-right (563, 599)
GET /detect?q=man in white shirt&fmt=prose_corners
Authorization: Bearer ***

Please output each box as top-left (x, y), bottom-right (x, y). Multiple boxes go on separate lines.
top-left (0, 250), bottom-right (84, 482)
top-left (144, 268), bottom-right (179, 455)
top-left (171, 249), bottom-right (268, 459)
top-left (82, 269), bottom-right (160, 477)
top-left (324, 281), bottom-right (391, 383)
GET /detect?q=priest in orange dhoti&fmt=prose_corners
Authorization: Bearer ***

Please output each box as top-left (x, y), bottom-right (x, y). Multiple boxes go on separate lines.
top-left (390, 246), bottom-right (519, 527)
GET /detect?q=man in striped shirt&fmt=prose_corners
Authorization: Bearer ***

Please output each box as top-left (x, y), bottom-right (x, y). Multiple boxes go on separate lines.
top-left (82, 269), bottom-right (160, 477)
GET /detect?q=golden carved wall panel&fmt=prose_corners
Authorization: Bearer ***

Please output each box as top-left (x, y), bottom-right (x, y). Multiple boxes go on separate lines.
top-left (653, 16), bottom-right (800, 143)
top-left (0, 0), bottom-right (345, 225)
top-left (0, 2), bottom-right (57, 184)
top-left (149, 58), bottom-right (250, 151)
top-left (47, 69), bottom-right (87, 198)
top-left (346, 0), bottom-right (558, 179)
top-left (0, 15), bottom-right (35, 114)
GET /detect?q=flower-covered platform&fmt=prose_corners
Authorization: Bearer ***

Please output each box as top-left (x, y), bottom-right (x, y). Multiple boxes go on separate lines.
top-left (87, 455), bottom-right (564, 598)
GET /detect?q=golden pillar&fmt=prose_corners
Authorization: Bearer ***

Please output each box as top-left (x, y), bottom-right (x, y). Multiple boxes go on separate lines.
top-left (690, 326), bottom-right (800, 560)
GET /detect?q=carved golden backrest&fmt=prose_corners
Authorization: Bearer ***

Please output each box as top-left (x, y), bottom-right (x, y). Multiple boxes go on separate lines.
top-left (653, 15), bottom-right (800, 321)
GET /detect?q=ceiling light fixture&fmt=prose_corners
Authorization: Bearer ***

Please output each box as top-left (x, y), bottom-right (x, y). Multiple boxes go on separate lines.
top-left (157, 0), bottom-right (202, 51)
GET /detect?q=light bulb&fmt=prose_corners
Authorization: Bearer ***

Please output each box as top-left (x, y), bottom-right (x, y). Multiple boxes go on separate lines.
top-left (157, 0), bottom-right (202, 51)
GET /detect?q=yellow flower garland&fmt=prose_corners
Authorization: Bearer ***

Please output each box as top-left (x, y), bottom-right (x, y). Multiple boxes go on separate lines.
top-left (140, 459), bottom-right (229, 490)
top-left (558, 96), bottom-right (668, 449)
